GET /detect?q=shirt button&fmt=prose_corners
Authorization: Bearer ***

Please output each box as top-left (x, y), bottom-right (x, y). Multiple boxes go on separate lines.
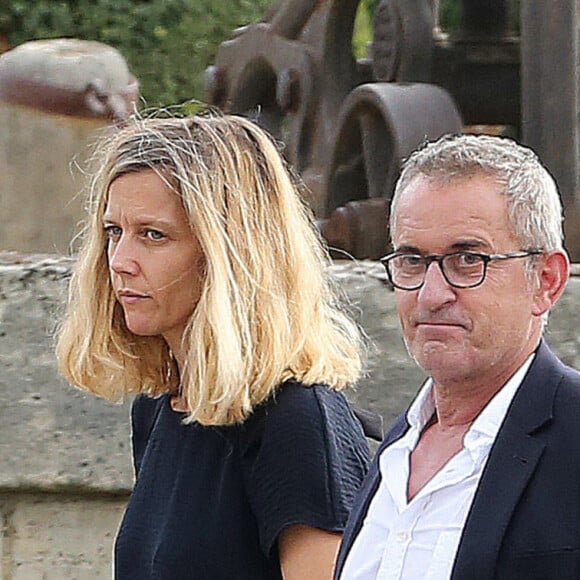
top-left (396, 531), bottom-right (408, 542)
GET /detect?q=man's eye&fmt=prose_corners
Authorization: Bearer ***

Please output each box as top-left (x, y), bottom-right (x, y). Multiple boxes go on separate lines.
top-left (104, 225), bottom-right (122, 240)
top-left (457, 252), bottom-right (482, 266)
top-left (400, 255), bottom-right (424, 268)
top-left (145, 229), bottom-right (166, 241)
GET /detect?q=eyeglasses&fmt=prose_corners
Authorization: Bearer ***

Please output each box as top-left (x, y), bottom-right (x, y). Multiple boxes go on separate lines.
top-left (380, 250), bottom-right (543, 291)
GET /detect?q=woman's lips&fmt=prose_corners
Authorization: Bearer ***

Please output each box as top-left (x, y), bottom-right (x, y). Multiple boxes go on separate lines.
top-left (117, 289), bottom-right (150, 305)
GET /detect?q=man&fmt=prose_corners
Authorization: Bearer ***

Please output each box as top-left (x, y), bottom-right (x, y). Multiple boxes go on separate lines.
top-left (336, 133), bottom-right (580, 580)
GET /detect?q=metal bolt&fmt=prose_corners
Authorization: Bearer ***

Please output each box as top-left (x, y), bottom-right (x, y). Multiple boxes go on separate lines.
top-left (205, 65), bottom-right (226, 105)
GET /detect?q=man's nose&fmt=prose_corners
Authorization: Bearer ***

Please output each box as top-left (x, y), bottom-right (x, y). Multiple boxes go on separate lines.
top-left (416, 260), bottom-right (456, 308)
top-left (109, 236), bottom-right (140, 276)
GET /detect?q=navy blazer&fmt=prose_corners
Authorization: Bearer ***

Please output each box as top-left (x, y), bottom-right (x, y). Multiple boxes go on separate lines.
top-left (336, 341), bottom-right (580, 580)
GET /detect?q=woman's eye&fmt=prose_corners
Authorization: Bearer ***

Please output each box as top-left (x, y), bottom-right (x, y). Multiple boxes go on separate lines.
top-left (145, 229), bottom-right (166, 241)
top-left (104, 225), bottom-right (122, 240)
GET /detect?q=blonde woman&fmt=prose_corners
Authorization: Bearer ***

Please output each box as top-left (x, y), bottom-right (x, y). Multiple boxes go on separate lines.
top-left (57, 114), bottom-right (370, 579)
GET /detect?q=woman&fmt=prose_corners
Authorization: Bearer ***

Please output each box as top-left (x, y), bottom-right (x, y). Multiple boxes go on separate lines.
top-left (56, 113), bottom-right (370, 579)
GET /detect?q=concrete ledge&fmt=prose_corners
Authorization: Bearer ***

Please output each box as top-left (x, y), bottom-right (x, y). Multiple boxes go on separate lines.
top-left (2, 252), bottom-right (580, 493)
top-left (0, 253), bottom-right (133, 494)
top-left (0, 492), bottom-right (125, 579)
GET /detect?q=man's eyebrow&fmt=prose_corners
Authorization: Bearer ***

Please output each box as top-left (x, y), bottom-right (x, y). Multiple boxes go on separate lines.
top-left (449, 240), bottom-right (489, 251)
top-left (393, 244), bottom-right (422, 254)
top-left (393, 240), bottom-right (489, 254)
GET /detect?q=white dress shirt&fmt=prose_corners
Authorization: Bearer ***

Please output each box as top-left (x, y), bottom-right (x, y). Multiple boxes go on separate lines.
top-left (341, 355), bottom-right (534, 580)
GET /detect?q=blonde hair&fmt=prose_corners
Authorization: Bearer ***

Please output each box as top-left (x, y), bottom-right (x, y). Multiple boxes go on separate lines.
top-left (56, 113), bottom-right (362, 426)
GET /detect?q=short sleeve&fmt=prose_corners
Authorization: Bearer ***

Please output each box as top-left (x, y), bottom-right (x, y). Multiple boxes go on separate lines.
top-left (238, 381), bottom-right (370, 557)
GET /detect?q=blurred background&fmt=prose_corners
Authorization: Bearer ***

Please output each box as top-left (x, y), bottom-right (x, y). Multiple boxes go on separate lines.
top-left (5, 2), bottom-right (580, 579)
top-left (0, 0), bottom-right (471, 108)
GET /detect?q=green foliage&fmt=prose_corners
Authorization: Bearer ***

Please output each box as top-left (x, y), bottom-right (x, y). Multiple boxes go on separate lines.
top-left (1, 0), bottom-right (275, 107)
top-left (365, 0), bottom-right (381, 17)
top-left (361, 0), bottom-right (462, 31)
top-left (352, 0), bottom-right (519, 56)
top-left (353, 0), bottom-right (374, 59)
top-left (354, 0), bottom-right (462, 59)
top-left (1, 0), bottom-right (519, 106)
top-left (439, 0), bottom-right (520, 35)
top-left (439, 0), bottom-right (462, 32)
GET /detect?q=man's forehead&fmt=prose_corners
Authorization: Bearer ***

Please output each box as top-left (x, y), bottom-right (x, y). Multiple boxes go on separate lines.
top-left (390, 173), bottom-right (515, 250)
top-left (399, 170), bottom-right (503, 197)
top-left (392, 173), bottom-right (506, 218)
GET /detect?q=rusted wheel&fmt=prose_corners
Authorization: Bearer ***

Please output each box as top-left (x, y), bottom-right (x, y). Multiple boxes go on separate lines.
top-left (325, 81), bottom-right (462, 215)
top-left (320, 82), bottom-right (462, 258)
top-left (372, 0), bottom-right (434, 82)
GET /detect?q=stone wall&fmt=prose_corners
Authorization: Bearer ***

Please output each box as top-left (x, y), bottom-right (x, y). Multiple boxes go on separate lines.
top-left (0, 38), bottom-right (137, 256)
top-left (0, 103), bottom-right (107, 255)
top-left (1, 252), bottom-right (579, 578)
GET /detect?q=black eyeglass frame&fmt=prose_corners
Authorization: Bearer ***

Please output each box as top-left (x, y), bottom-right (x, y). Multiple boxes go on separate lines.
top-left (380, 250), bottom-right (543, 291)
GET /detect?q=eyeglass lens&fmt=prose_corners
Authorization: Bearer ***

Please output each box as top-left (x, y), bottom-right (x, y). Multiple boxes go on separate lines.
top-left (388, 253), bottom-right (486, 289)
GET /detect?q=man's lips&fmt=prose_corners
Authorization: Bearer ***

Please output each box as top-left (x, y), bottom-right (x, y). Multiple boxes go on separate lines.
top-left (412, 317), bottom-right (470, 330)
top-left (417, 321), bottom-right (464, 327)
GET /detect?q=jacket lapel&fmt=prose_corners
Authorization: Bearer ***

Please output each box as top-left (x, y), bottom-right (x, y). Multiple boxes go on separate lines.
top-left (451, 341), bottom-right (563, 579)
top-left (451, 422), bottom-right (545, 579)
top-left (334, 413), bottom-right (409, 578)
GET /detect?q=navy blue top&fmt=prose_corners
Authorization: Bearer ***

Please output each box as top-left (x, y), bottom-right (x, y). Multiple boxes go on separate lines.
top-left (114, 380), bottom-right (370, 579)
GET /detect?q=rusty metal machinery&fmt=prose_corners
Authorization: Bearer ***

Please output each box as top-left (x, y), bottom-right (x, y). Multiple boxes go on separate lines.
top-left (207, 0), bottom-right (580, 261)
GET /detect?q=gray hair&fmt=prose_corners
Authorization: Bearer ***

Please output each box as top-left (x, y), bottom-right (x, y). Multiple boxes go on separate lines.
top-left (390, 133), bottom-right (564, 251)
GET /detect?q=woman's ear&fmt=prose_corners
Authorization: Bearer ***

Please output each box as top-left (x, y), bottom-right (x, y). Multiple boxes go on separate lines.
top-left (532, 250), bottom-right (570, 317)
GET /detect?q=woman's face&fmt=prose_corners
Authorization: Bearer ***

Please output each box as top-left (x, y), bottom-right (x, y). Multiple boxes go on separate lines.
top-left (104, 169), bottom-right (203, 356)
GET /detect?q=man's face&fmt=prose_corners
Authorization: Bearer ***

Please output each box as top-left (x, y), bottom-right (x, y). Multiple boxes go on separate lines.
top-left (392, 173), bottom-right (544, 388)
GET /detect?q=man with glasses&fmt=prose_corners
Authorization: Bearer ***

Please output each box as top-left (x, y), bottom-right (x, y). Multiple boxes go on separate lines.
top-left (336, 134), bottom-right (579, 580)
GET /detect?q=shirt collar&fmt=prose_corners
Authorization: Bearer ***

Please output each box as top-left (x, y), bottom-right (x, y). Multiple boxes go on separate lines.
top-left (467, 352), bottom-right (535, 441)
top-left (406, 378), bottom-right (435, 431)
top-left (405, 352), bottom-right (536, 441)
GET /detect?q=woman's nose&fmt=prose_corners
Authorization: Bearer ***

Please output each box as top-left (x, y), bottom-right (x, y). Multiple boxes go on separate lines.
top-left (108, 236), bottom-right (140, 276)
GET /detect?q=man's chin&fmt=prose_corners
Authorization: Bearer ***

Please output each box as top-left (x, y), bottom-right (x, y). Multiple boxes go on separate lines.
top-left (410, 340), bottom-right (469, 373)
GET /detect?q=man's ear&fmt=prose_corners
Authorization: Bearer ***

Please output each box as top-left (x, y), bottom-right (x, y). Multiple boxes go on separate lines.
top-left (532, 250), bottom-right (570, 317)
